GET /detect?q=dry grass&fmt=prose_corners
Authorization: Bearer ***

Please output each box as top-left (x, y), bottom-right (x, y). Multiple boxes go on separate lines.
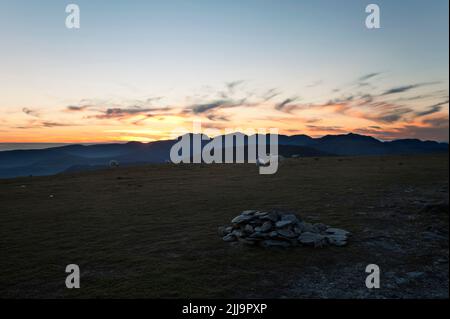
top-left (0, 155), bottom-right (448, 298)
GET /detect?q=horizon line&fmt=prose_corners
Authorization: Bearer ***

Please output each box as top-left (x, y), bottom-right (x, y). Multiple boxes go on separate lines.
top-left (1, 131), bottom-right (449, 146)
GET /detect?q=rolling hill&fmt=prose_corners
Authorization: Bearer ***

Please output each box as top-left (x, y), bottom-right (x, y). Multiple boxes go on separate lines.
top-left (0, 133), bottom-right (447, 178)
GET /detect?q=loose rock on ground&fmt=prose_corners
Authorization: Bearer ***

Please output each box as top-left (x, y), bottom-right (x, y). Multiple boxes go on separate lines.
top-left (218, 210), bottom-right (351, 248)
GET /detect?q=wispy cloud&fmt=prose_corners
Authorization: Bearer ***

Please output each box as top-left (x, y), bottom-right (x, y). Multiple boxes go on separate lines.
top-left (306, 80), bottom-right (323, 88)
top-left (225, 80), bottom-right (244, 93)
top-left (275, 97), bottom-right (300, 112)
top-left (6, 76), bottom-right (448, 142)
top-left (381, 82), bottom-right (440, 96)
top-left (422, 115), bottom-right (449, 127)
top-left (353, 118), bottom-right (449, 142)
top-left (261, 88), bottom-right (280, 102)
top-left (358, 72), bottom-right (380, 82)
top-left (92, 106), bottom-right (173, 120)
top-left (15, 120), bottom-right (77, 129)
top-left (415, 100), bottom-right (449, 117)
top-left (22, 108), bottom-right (40, 117)
top-left (306, 125), bottom-right (346, 134)
top-left (185, 81), bottom-right (262, 119)
top-left (67, 105), bottom-right (91, 111)
top-left (191, 99), bottom-right (244, 114)
top-left (371, 107), bottom-right (414, 123)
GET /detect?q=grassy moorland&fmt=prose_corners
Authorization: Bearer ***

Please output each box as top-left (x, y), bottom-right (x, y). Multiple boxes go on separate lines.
top-left (0, 155), bottom-right (448, 298)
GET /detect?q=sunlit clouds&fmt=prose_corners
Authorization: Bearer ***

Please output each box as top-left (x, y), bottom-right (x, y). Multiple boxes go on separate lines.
top-left (0, 0), bottom-right (448, 143)
top-left (2, 75), bottom-right (448, 143)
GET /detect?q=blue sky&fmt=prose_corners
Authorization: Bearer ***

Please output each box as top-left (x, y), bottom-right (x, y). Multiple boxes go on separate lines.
top-left (0, 0), bottom-right (448, 142)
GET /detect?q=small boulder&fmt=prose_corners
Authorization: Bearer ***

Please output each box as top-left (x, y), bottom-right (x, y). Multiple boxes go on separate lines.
top-left (325, 228), bottom-right (351, 236)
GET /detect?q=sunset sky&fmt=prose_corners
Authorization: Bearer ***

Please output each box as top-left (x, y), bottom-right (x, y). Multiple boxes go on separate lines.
top-left (0, 0), bottom-right (448, 143)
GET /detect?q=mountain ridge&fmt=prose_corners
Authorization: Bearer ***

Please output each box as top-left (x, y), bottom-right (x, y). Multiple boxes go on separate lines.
top-left (0, 133), bottom-right (447, 178)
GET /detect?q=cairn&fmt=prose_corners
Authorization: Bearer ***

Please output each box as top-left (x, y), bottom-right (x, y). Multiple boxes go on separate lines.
top-left (218, 210), bottom-right (350, 248)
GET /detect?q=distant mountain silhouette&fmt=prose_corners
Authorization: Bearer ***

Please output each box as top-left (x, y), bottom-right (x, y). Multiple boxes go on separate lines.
top-left (0, 133), bottom-right (447, 178)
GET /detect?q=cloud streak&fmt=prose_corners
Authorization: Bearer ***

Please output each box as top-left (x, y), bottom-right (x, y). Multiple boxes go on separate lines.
top-left (415, 100), bottom-right (449, 117)
top-left (22, 108), bottom-right (40, 117)
top-left (275, 97), bottom-right (300, 112)
top-left (381, 82), bottom-right (440, 96)
top-left (358, 72), bottom-right (380, 82)
top-left (92, 106), bottom-right (173, 120)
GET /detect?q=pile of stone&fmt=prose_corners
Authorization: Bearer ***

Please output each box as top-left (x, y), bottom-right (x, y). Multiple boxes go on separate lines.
top-left (218, 210), bottom-right (350, 248)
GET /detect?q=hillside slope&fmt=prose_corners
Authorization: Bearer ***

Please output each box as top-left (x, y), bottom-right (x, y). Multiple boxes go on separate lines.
top-left (0, 133), bottom-right (448, 178)
top-left (0, 155), bottom-right (448, 298)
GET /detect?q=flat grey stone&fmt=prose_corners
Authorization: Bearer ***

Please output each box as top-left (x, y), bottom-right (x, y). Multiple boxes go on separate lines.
top-left (223, 234), bottom-right (236, 242)
top-left (277, 229), bottom-right (297, 238)
top-left (298, 232), bottom-right (326, 247)
top-left (301, 222), bottom-right (315, 233)
top-left (325, 234), bottom-right (347, 246)
top-left (276, 220), bottom-right (293, 228)
top-left (260, 212), bottom-right (278, 222)
top-left (255, 211), bottom-right (269, 217)
top-left (260, 221), bottom-right (273, 232)
top-left (281, 214), bottom-right (298, 223)
top-left (231, 214), bottom-right (254, 224)
top-left (231, 230), bottom-right (243, 238)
